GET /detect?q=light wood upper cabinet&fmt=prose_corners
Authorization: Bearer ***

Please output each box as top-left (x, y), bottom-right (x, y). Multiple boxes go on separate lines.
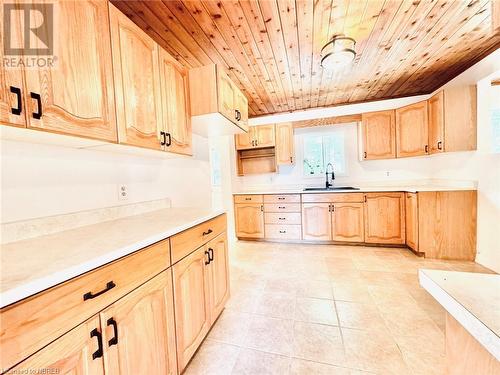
top-left (428, 91), bottom-right (445, 154)
top-left (443, 86), bottom-right (477, 152)
top-left (101, 270), bottom-right (177, 375)
top-left (22, 0), bottom-right (117, 141)
top-left (234, 203), bottom-right (265, 238)
top-left (255, 124), bottom-right (276, 147)
top-left (396, 101), bottom-right (429, 157)
top-left (405, 193), bottom-right (419, 251)
top-left (109, 3), bottom-right (162, 150)
top-left (159, 49), bottom-right (192, 156)
top-left (207, 233), bottom-right (230, 325)
top-left (10, 315), bottom-right (104, 375)
top-left (276, 123), bottom-right (295, 165)
top-left (361, 110), bottom-right (396, 160)
top-left (235, 130), bottom-right (254, 150)
top-left (364, 193), bottom-right (405, 244)
top-left (173, 246), bottom-right (212, 373)
top-left (331, 203), bottom-right (364, 242)
top-left (217, 69), bottom-right (236, 122)
top-left (234, 88), bottom-right (249, 127)
top-left (302, 203), bottom-right (332, 241)
top-left (0, 5), bottom-right (26, 128)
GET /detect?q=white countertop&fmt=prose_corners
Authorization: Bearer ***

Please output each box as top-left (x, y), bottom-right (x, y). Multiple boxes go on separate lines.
top-left (419, 269), bottom-right (500, 360)
top-left (0, 207), bottom-right (225, 308)
top-left (233, 184), bottom-right (477, 195)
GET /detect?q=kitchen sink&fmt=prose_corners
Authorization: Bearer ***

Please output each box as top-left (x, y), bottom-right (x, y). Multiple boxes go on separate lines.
top-left (303, 187), bottom-right (360, 191)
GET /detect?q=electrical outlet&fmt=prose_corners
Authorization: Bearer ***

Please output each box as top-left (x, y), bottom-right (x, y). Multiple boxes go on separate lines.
top-left (118, 184), bottom-right (128, 201)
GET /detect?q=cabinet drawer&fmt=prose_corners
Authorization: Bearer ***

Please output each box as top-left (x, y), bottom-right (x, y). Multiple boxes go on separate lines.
top-left (171, 214), bottom-right (227, 263)
top-left (264, 203), bottom-right (301, 213)
top-left (264, 194), bottom-right (301, 203)
top-left (0, 239), bottom-right (170, 371)
top-left (264, 212), bottom-right (302, 225)
top-left (265, 225), bottom-right (302, 240)
top-left (301, 193), bottom-right (364, 203)
top-left (234, 195), bottom-right (263, 204)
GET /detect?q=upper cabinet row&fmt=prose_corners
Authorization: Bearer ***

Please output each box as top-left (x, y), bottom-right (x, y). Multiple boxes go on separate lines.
top-left (361, 85), bottom-right (476, 160)
top-left (0, 1), bottom-right (248, 155)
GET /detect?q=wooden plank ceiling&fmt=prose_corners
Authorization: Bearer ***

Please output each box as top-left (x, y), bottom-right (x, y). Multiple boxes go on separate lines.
top-left (112, 0), bottom-right (500, 118)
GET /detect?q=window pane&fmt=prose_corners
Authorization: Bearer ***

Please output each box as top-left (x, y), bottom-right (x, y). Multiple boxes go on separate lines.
top-left (323, 133), bottom-right (345, 174)
top-left (303, 135), bottom-right (324, 175)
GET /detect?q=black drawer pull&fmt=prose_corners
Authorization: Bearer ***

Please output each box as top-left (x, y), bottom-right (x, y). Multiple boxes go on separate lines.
top-left (205, 250), bottom-right (211, 265)
top-left (90, 328), bottom-right (103, 359)
top-left (278, 197), bottom-right (285, 200)
top-left (10, 86), bottom-right (22, 115)
top-left (30, 92), bottom-right (42, 119)
top-left (278, 206), bottom-right (285, 209)
top-left (202, 229), bottom-right (213, 236)
top-left (166, 132), bottom-right (172, 147)
top-left (208, 247), bottom-right (214, 262)
top-left (83, 281), bottom-right (116, 301)
top-left (160, 131), bottom-right (166, 146)
top-left (107, 318), bottom-right (118, 346)
top-left (245, 197), bottom-right (251, 200)
top-left (279, 230), bottom-right (286, 234)
top-left (279, 217), bottom-right (285, 220)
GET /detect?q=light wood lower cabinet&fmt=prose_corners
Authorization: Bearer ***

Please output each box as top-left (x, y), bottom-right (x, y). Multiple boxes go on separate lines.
top-left (405, 193), bottom-right (419, 251)
top-left (9, 315), bottom-right (105, 375)
top-left (331, 203), bottom-right (364, 242)
top-left (302, 203), bottom-right (332, 241)
top-left (364, 193), bottom-right (405, 244)
top-left (172, 233), bottom-right (230, 373)
top-left (101, 270), bottom-right (177, 375)
top-left (234, 203), bottom-right (264, 238)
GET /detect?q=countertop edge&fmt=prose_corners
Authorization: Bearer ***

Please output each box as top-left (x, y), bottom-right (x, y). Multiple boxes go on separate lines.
top-left (233, 187), bottom-right (477, 195)
top-left (418, 269), bottom-right (500, 361)
top-left (0, 209), bottom-right (226, 309)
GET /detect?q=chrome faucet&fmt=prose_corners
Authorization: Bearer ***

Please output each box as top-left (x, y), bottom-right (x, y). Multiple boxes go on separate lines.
top-left (325, 163), bottom-right (335, 189)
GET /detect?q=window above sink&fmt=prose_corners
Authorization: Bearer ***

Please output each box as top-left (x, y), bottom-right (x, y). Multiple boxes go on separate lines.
top-left (302, 130), bottom-right (346, 177)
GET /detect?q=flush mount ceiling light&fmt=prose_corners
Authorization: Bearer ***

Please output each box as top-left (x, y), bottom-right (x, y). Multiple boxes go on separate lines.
top-left (320, 35), bottom-right (356, 70)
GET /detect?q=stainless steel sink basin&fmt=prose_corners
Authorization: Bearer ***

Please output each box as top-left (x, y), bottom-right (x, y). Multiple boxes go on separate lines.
top-left (303, 187), bottom-right (360, 191)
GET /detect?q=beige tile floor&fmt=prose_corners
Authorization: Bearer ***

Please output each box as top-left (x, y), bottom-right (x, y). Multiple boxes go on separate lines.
top-left (185, 241), bottom-right (494, 375)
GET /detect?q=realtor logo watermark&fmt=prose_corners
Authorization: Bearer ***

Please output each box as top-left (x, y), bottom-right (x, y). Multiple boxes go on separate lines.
top-left (2, 3), bottom-right (57, 69)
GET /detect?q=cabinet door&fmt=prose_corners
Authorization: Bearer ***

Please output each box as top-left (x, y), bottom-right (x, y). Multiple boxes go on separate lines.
top-left (405, 193), bottom-right (419, 251)
top-left (302, 203), bottom-right (332, 241)
top-left (361, 110), bottom-right (396, 159)
top-left (10, 315), bottom-right (104, 375)
top-left (23, 0), bottom-right (117, 141)
top-left (396, 101), bottom-right (429, 157)
top-left (255, 124), bottom-right (276, 147)
top-left (173, 247), bottom-right (211, 372)
top-left (159, 48), bottom-right (192, 155)
top-left (234, 88), bottom-right (248, 128)
top-left (217, 68), bottom-right (235, 122)
top-left (276, 123), bottom-right (295, 165)
top-left (428, 91), bottom-right (444, 154)
top-left (100, 270), bottom-right (177, 375)
top-left (331, 203), bottom-right (364, 242)
top-left (234, 203), bottom-right (264, 238)
top-left (235, 128), bottom-right (255, 150)
top-left (207, 233), bottom-right (230, 324)
top-left (364, 193), bottom-right (405, 244)
top-left (0, 5), bottom-right (26, 128)
top-left (109, 3), bottom-right (162, 150)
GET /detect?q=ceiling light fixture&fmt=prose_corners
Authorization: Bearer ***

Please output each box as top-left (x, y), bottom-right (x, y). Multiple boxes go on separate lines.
top-left (320, 34), bottom-right (356, 70)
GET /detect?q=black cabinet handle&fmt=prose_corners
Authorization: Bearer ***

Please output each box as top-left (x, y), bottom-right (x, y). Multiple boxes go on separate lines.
top-left (261, 205), bottom-right (264, 212)
top-left (290, 156), bottom-right (293, 163)
top-left (328, 204), bottom-right (331, 212)
top-left (278, 197), bottom-right (285, 200)
top-left (245, 197), bottom-right (251, 201)
top-left (204, 250), bottom-right (210, 265)
top-left (10, 86), bottom-right (22, 115)
top-left (160, 131), bottom-right (166, 146)
top-left (202, 229), bottom-right (213, 236)
top-left (83, 281), bottom-right (116, 301)
top-left (90, 328), bottom-right (103, 360)
top-left (278, 217), bottom-right (285, 220)
top-left (30, 92), bottom-right (42, 119)
top-left (208, 247), bottom-right (214, 262)
top-left (364, 151), bottom-right (367, 159)
top-left (437, 141), bottom-right (442, 150)
top-left (425, 144), bottom-right (429, 153)
top-left (279, 230), bottom-right (286, 233)
top-left (166, 133), bottom-right (171, 147)
top-left (278, 206), bottom-right (285, 209)
top-left (332, 205), bottom-right (335, 212)
top-left (107, 318), bottom-right (118, 347)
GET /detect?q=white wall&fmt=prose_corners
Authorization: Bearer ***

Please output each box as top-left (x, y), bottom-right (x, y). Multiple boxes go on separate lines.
top-left (0, 134), bottom-right (212, 223)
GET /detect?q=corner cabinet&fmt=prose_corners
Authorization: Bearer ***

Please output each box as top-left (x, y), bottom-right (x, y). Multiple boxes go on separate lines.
top-left (361, 110), bottom-right (396, 160)
top-left (364, 193), bottom-right (405, 244)
top-left (395, 101), bottom-right (429, 157)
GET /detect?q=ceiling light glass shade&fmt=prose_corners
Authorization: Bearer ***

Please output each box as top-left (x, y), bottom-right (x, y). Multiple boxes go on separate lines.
top-left (320, 35), bottom-right (356, 70)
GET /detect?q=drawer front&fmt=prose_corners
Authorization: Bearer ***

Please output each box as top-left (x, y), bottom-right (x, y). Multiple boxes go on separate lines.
top-left (234, 195), bottom-right (263, 204)
top-left (171, 214), bottom-right (227, 264)
top-left (264, 194), bottom-right (301, 203)
top-left (301, 193), bottom-right (364, 203)
top-left (264, 212), bottom-right (302, 225)
top-left (265, 224), bottom-right (302, 240)
top-left (264, 203), bottom-right (301, 212)
top-left (0, 239), bottom-right (170, 371)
